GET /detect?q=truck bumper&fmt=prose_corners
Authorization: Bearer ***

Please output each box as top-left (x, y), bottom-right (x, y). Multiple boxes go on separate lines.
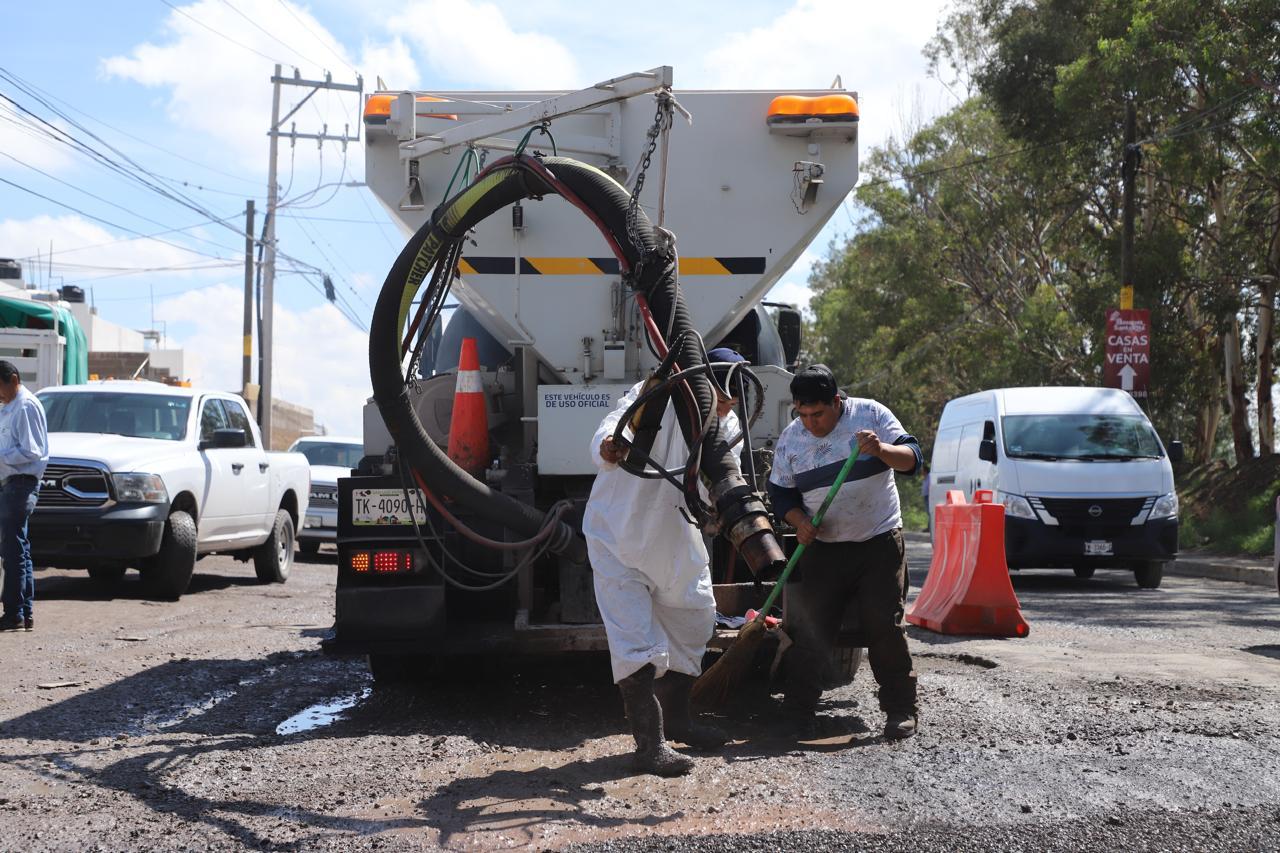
top-left (30, 503), bottom-right (168, 567)
top-left (327, 585), bottom-right (610, 656)
top-left (1005, 516), bottom-right (1179, 568)
top-left (300, 505), bottom-right (338, 544)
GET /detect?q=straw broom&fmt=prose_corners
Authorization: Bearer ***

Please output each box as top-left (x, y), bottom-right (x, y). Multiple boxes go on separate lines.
top-left (692, 443), bottom-right (862, 708)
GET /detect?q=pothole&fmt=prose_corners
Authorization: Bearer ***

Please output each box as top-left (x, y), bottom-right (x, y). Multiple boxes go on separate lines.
top-left (916, 651), bottom-right (999, 669)
top-left (1243, 645), bottom-right (1280, 661)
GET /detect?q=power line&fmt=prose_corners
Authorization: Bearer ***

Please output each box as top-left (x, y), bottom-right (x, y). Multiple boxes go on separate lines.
top-left (0, 66), bottom-right (260, 187)
top-left (274, 0), bottom-right (360, 76)
top-left (156, 0), bottom-right (285, 66)
top-left (0, 175), bottom-right (237, 263)
top-left (218, 0), bottom-right (329, 73)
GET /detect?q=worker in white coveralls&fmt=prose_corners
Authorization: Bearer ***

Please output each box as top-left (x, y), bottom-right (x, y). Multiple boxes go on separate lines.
top-left (583, 347), bottom-right (746, 777)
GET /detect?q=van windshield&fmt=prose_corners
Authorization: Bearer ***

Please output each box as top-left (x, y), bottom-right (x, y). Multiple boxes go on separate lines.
top-left (1001, 414), bottom-right (1162, 460)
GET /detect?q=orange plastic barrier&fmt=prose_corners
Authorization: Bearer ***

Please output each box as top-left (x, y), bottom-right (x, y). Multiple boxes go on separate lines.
top-left (907, 489), bottom-right (1030, 637)
top-left (445, 337), bottom-right (490, 476)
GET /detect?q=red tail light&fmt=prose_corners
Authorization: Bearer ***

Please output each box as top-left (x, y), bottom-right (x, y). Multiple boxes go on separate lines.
top-left (349, 550), bottom-right (414, 574)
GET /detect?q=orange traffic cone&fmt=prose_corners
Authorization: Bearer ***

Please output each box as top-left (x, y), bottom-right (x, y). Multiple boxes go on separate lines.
top-left (446, 337), bottom-right (490, 476)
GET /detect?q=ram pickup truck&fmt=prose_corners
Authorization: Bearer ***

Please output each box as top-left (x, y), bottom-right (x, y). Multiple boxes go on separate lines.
top-left (28, 381), bottom-right (310, 598)
top-left (287, 435), bottom-right (363, 554)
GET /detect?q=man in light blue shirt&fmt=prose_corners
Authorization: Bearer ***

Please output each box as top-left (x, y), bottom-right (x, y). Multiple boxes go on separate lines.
top-left (0, 361), bottom-right (48, 631)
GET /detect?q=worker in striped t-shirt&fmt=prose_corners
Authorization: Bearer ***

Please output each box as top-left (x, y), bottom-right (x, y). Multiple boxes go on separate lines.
top-left (767, 364), bottom-right (922, 740)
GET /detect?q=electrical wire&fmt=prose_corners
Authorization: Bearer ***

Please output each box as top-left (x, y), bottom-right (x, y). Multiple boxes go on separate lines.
top-left (156, 0), bottom-right (286, 66)
top-left (217, 0), bottom-right (329, 73)
top-left (273, 0), bottom-right (360, 76)
top-left (0, 65), bottom-right (259, 187)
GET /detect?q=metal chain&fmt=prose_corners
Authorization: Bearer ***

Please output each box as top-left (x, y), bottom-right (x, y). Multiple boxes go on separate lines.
top-left (625, 92), bottom-right (674, 282)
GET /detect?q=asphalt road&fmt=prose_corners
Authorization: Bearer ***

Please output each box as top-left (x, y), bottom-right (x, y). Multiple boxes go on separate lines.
top-left (1, 540), bottom-right (1278, 851)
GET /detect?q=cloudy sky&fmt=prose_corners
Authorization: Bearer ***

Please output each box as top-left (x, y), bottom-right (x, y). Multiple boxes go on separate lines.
top-left (1, 0), bottom-right (952, 434)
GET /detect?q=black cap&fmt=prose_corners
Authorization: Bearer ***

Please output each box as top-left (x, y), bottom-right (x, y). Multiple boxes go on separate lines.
top-left (789, 364), bottom-right (839, 404)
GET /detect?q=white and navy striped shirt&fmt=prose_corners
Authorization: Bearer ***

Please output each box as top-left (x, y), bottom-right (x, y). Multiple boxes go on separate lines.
top-left (767, 397), bottom-right (920, 544)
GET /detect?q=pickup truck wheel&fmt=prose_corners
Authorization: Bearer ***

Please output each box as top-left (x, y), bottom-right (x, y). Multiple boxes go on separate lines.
top-left (143, 510), bottom-right (197, 599)
top-left (1134, 561), bottom-right (1164, 589)
top-left (254, 509), bottom-right (294, 583)
top-left (87, 565), bottom-right (127, 584)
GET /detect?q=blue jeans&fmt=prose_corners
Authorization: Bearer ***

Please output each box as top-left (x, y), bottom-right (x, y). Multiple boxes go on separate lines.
top-left (0, 476), bottom-right (39, 620)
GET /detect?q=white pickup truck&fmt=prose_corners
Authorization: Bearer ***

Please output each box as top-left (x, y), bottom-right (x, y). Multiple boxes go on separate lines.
top-left (29, 381), bottom-right (311, 598)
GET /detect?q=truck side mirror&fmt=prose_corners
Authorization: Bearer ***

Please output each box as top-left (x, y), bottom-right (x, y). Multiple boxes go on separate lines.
top-left (978, 439), bottom-right (997, 463)
top-left (1168, 440), bottom-right (1185, 463)
top-left (202, 428), bottom-right (247, 450)
top-left (774, 307), bottom-right (802, 370)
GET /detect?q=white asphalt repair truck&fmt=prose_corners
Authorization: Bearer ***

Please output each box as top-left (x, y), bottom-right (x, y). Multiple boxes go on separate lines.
top-left (330, 68), bottom-right (861, 679)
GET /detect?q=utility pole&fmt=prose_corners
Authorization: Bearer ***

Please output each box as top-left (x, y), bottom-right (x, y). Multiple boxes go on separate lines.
top-left (241, 199), bottom-right (256, 402)
top-left (260, 65), bottom-right (362, 448)
top-left (1120, 101), bottom-right (1137, 311)
top-left (261, 66), bottom-right (282, 444)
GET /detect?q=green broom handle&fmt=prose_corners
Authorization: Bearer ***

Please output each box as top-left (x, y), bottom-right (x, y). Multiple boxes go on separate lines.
top-left (753, 444), bottom-right (862, 620)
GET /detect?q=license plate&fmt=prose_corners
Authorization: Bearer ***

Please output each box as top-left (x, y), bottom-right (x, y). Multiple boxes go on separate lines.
top-left (351, 488), bottom-right (429, 526)
top-left (1084, 540), bottom-right (1113, 556)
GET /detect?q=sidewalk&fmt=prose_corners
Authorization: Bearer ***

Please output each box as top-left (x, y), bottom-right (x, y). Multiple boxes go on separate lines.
top-left (1169, 550), bottom-right (1277, 590)
top-left (905, 529), bottom-right (1277, 591)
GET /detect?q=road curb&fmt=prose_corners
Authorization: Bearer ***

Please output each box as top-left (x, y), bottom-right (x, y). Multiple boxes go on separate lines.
top-left (905, 530), bottom-right (1277, 591)
top-left (1168, 558), bottom-right (1277, 590)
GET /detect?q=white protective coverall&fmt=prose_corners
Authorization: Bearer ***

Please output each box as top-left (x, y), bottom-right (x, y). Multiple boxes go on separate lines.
top-left (583, 381), bottom-right (740, 683)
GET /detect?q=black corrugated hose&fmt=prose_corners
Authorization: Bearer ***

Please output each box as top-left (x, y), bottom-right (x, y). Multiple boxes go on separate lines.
top-left (368, 154), bottom-right (782, 574)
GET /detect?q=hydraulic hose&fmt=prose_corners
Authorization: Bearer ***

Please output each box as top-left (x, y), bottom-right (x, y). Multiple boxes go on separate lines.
top-left (369, 154), bottom-right (784, 576)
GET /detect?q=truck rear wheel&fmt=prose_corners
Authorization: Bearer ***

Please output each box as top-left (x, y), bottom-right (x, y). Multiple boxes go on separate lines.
top-left (254, 509), bottom-right (294, 583)
top-left (368, 653), bottom-right (438, 685)
top-left (1134, 561), bottom-right (1164, 589)
top-left (143, 510), bottom-right (197, 599)
top-left (822, 646), bottom-right (864, 689)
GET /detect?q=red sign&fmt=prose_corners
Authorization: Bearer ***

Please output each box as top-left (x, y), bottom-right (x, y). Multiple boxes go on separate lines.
top-left (1104, 308), bottom-right (1150, 398)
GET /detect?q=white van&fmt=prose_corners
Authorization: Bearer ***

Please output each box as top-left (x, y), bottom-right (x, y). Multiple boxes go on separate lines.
top-left (928, 387), bottom-right (1182, 589)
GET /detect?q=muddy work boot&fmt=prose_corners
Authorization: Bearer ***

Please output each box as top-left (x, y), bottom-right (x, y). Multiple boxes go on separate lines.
top-left (654, 672), bottom-right (728, 750)
top-left (618, 665), bottom-right (695, 777)
top-left (884, 712), bottom-right (918, 740)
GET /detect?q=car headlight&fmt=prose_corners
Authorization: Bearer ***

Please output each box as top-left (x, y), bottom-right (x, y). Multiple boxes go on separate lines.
top-left (996, 491), bottom-right (1036, 520)
top-left (112, 473), bottom-right (169, 504)
top-left (1150, 491), bottom-right (1179, 519)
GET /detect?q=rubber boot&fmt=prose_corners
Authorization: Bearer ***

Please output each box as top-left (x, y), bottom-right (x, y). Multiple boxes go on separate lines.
top-left (617, 665), bottom-right (694, 777)
top-left (654, 672), bottom-right (728, 750)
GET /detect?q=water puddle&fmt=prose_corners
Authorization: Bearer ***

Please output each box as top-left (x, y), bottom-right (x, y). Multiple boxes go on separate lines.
top-left (276, 688), bottom-right (371, 735)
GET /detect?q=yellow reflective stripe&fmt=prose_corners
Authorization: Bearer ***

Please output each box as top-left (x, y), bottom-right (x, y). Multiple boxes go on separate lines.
top-left (679, 257), bottom-right (732, 275)
top-left (242, 335), bottom-right (252, 357)
top-left (524, 257), bottom-right (603, 275)
top-left (458, 258), bottom-right (478, 275)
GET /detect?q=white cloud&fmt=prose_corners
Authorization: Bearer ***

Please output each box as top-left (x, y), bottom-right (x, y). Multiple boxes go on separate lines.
top-left (390, 0), bottom-right (578, 88)
top-left (155, 283), bottom-right (369, 435)
top-left (101, 0), bottom-right (416, 169)
top-left (0, 106), bottom-right (77, 175)
top-left (698, 0), bottom-right (952, 151)
top-left (765, 248), bottom-right (821, 317)
top-left (0, 214), bottom-right (227, 285)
